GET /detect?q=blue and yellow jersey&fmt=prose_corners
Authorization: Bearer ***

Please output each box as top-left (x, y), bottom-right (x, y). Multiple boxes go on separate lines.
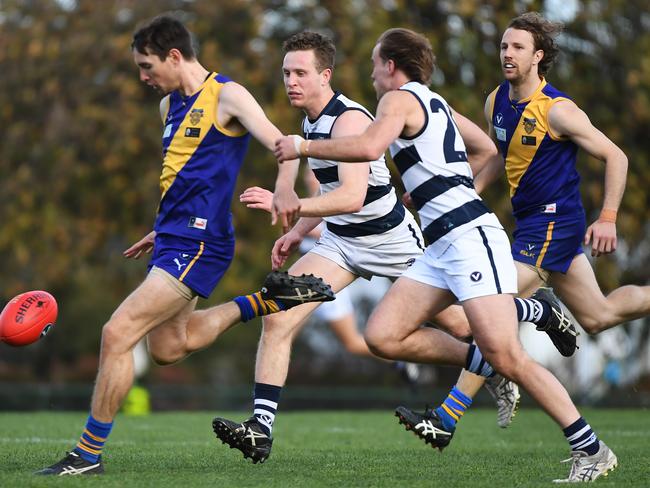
top-left (487, 78), bottom-right (583, 220)
top-left (155, 73), bottom-right (251, 243)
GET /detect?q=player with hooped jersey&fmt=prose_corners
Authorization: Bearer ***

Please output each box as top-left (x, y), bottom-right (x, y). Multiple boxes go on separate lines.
top-left (274, 26), bottom-right (613, 483)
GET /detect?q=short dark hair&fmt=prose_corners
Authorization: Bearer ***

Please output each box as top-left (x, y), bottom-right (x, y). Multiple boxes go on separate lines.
top-left (282, 31), bottom-right (336, 72)
top-left (376, 28), bottom-right (435, 85)
top-left (508, 12), bottom-right (563, 76)
top-left (132, 15), bottom-right (196, 61)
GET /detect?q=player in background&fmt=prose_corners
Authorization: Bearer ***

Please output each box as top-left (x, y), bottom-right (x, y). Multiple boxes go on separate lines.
top-left (274, 27), bottom-right (617, 483)
top-left (36, 15), bottom-right (333, 476)
top-left (427, 13), bottom-right (640, 479)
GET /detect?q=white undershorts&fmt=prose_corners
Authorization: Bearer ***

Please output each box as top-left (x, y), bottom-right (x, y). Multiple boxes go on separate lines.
top-left (403, 225), bottom-right (517, 301)
top-left (308, 210), bottom-right (424, 280)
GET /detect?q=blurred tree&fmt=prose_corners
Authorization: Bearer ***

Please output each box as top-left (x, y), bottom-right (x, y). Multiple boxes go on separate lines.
top-left (0, 0), bottom-right (648, 387)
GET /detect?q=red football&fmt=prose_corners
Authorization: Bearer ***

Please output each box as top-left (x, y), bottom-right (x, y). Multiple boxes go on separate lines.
top-left (0, 290), bottom-right (58, 346)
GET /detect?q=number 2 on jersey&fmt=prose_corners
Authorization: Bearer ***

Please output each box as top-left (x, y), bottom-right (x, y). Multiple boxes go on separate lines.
top-left (430, 99), bottom-right (468, 164)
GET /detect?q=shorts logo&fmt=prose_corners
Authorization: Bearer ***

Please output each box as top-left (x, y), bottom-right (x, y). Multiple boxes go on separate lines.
top-left (470, 271), bottom-right (482, 282)
top-left (520, 244), bottom-right (536, 258)
top-left (406, 258), bottom-right (416, 267)
top-left (173, 257), bottom-right (187, 271)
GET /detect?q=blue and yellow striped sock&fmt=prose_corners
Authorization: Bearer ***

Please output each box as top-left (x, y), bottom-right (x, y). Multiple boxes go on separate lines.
top-left (73, 414), bottom-right (113, 463)
top-left (234, 292), bottom-right (285, 322)
top-left (434, 386), bottom-right (473, 431)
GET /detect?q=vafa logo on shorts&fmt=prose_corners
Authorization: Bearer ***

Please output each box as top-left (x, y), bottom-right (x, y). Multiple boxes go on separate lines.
top-left (470, 271), bottom-right (482, 282)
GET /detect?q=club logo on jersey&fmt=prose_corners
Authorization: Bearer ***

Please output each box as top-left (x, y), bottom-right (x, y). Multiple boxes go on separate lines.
top-left (188, 217), bottom-right (208, 230)
top-left (470, 271), bottom-right (482, 282)
top-left (189, 108), bottom-right (204, 125)
top-left (523, 117), bottom-right (537, 134)
top-left (185, 127), bottom-right (201, 138)
top-left (496, 113), bottom-right (503, 125)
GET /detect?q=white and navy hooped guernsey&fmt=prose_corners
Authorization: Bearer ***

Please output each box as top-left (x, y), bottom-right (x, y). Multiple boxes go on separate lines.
top-left (389, 81), bottom-right (502, 256)
top-left (303, 92), bottom-right (405, 238)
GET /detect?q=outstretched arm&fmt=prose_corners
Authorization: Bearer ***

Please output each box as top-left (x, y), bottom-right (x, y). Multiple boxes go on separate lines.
top-left (274, 90), bottom-right (412, 163)
top-left (219, 82), bottom-right (302, 230)
top-left (549, 100), bottom-right (628, 257)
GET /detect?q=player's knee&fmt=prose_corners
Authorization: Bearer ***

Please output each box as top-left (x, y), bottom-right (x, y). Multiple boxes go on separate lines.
top-left (261, 314), bottom-right (300, 343)
top-left (149, 347), bottom-right (182, 366)
top-left (101, 317), bottom-right (135, 356)
top-left (364, 324), bottom-right (397, 359)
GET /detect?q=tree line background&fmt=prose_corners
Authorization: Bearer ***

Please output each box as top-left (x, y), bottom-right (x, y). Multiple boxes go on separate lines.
top-left (1, 0), bottom-right (649, 404)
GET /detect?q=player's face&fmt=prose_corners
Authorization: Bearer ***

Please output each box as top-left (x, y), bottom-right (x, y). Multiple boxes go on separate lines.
top-left (371, 44), bottom-right (391, 100)
top-left (500, 28), bottom-right (542, 83)
top-left (282, 50), bottom-right (328, 110)
top-left (133, 49), bottom-right (178, 94)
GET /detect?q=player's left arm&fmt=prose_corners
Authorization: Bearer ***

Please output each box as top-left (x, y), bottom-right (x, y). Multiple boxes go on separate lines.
top-left (274, 90), bottom-right (410, 163)
top-left (218, 81), bottom-right (301, 230)
top-left (549, 100), bottom-right (629, 257)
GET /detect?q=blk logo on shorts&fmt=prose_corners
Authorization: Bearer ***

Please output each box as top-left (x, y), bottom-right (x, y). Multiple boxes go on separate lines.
top-left (470, 271), bottom-right (482, 282)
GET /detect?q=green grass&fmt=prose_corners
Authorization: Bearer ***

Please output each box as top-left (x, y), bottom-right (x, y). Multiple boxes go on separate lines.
top-left (1, 409), bottom-right (648, 487)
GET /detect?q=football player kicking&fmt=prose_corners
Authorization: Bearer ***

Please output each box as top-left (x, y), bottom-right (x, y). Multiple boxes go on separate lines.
top-left (274, 27), bottom-right (617, 483)
top-left (35, 16), bottom-right (334, 476)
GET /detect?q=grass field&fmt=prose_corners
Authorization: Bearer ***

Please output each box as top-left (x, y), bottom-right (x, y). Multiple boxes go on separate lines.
top-left (1, 408), bottom-right (648, 487)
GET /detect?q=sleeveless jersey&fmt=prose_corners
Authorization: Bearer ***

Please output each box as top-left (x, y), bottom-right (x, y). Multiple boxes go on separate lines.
top-left (156, 72), bottom-right (251, 243)
top-left (487, 78), bottom-right (582, 220)
top-left (389, 81), bottom-right (501, 256)
top-left (302, 92), bottom-right (405, 237)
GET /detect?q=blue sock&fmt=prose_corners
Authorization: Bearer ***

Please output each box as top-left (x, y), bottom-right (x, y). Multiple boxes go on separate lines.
top-left (434, 386), bottom-right (472, 431)
top-left (234, 292), bottom-right (286, 322)
top-left (73, 414), bottom-right (113, 463)
top-left (465, 344), bottom-right (495, 378)
top-left (253, 382), bottom-right (282, 437)
top-left (563, 417), bottom-right (600, 455)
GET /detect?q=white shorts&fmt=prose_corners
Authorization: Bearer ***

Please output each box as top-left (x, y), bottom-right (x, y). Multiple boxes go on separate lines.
top-left (309, 211), bottom-right (424, 280)
top-left (312, 285), bottom-right (354, 321)
top-left (403, 225), bottom-right (517, 301)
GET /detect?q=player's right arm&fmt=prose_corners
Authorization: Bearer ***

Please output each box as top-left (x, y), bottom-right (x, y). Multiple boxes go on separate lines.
top-left (468, 97), bottom-right (507, 195)
top-left (218, 82), bottom-right (302, 231)
top-left (296, 110), bottom-right (372, 217)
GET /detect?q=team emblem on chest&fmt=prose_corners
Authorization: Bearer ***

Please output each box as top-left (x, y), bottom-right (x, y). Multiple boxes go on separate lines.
top-left (523, 117), bottom-right (537, 134)
top-left (189, 108), bottom-right (204, 125)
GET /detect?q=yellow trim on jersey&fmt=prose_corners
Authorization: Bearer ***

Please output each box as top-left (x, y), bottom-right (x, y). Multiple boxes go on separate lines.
top-left (536, 222), bottom-right (555, 268)
top-left (506, 80), bottom-right (552, 197)
top-left (486, 87), bottom-right (499, 121)
top-left (545, 97), bottom-right (571, 141)
top-left (212, 79), bottom-right (248, 138)
top-left (179, 241), bottom-right (205, 282)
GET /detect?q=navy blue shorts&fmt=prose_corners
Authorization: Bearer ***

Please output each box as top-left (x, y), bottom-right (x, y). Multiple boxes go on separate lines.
top-left (148, 233), bottom-right (234, 298)
top-left (511, 215), bottom-right (585, 273)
